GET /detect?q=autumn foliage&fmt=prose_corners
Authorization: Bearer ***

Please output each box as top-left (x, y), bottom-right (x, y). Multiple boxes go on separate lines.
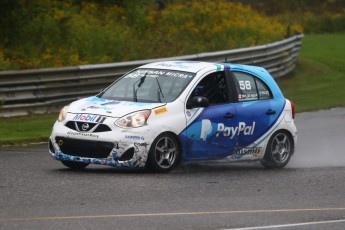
top-left (2, 0), bottom-right (339, 70)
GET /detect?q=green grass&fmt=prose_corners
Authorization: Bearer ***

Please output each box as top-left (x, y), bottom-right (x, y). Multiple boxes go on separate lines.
top-left (0, 114), bottom-right (57, 146)
top-left (276, 33), bottom-right (345, 112)
top-left (0, 33), bottom-right (344, 146)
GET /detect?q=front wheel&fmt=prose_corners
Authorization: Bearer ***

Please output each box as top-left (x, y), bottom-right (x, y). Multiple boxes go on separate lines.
top-left (61, 160), bottom-right (89, 170)
top-left (261, 131), bottom-right (293, 169)
top-left (146, 133), bottom-right (180, 173)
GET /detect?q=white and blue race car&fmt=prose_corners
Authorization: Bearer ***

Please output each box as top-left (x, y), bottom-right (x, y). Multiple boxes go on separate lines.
top-left (49, 61), bottom-right (297, 172)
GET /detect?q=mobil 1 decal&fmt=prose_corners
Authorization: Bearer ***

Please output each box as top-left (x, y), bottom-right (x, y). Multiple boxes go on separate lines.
top-left (72, 114), bottom-right (106, 123)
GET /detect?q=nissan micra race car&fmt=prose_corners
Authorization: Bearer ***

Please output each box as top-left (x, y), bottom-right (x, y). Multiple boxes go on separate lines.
top-left (49, 61), bottom-right (297, 172)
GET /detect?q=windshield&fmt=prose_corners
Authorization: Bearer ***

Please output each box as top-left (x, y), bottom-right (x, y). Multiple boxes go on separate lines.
top-left (100, 68), bottom-right (195, 103)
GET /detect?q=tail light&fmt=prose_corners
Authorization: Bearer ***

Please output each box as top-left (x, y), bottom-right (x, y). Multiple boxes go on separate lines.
top-left (290, 100), bottom-right (295, 119)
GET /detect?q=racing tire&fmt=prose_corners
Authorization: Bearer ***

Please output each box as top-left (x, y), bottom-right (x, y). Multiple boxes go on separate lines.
top-left (61, 160), bottom-right (89, 170)
top-left (146, 133), bottom-right (180, 173)
top-left (260, 130), bottom-right (293, 169)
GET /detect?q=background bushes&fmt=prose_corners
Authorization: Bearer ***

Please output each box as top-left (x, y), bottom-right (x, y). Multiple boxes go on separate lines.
top-left (239, 0), bottom-right (345, 34)
top-left (0, 0), bottom-right (343, 70)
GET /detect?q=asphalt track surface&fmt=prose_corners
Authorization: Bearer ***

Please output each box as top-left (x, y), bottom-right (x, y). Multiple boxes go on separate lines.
top-left (1, 108), bottom-right (345, 230)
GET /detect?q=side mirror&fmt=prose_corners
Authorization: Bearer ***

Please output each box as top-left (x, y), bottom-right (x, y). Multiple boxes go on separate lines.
top-left (186, 96), bottom-right (209, 109)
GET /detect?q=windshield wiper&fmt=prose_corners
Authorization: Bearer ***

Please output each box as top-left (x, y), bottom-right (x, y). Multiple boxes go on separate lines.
top-left (133, 73), bottom-right (147, 102)
top-left (155, 77), bottom-right (165, 103)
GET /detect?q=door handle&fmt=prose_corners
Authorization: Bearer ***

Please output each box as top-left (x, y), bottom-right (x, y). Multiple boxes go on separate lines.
top-left (224, 113), bottom-right (234, 119)
top-left (266, 109), bottom-right (276, 115)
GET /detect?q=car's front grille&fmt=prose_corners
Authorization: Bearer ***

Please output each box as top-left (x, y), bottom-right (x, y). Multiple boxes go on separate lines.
top-left (55, 136), bottom-right (114, 158)
top-left (65, 121), bottom-right (111, 132)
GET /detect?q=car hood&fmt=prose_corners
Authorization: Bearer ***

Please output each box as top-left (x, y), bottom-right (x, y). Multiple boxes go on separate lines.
top-left (68, 96), bottom-right (165, 118)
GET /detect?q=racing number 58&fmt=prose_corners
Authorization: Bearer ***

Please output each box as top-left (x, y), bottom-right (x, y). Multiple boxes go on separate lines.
top-left (239, 80), bottom-right (251, 90)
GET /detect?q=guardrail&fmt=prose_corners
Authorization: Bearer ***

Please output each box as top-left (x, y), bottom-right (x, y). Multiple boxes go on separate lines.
top-left (0, 34), bottom-right (303, 117)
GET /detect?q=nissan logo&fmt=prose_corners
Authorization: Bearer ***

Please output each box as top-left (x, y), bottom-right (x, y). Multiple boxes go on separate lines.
top-left (81, 123), bottom-right (89, 131)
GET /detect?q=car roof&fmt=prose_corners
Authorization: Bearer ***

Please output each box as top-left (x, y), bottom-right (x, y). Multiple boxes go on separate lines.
top-left (140, 61), bottom-right (268, 76)
top-left (140, 61), bottom-right (219, 73)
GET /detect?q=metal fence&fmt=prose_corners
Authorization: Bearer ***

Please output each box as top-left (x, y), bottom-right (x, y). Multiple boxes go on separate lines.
top-left (0, 34), bottom-right (303, 117)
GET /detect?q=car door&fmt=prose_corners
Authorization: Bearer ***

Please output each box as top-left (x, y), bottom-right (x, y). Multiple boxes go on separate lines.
top-left (181, 70), bottom-right (238, 160)
top-left (232, 71), bottom-right (281, 152)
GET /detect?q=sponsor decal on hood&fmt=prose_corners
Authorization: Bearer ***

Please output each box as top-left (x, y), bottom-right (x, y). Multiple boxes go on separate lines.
top-left (68, 96), bottom-right (165, 117)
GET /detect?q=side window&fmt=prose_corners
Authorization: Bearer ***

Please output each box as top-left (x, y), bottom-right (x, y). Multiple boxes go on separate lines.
top-left (233, 72), bottom-right (272, 101)
top-left (233, 72), bottom-right (258, 101)
top-left (256, 78), bottom-right (272, 100)
top-left (189, 71), bottom-right (229, 105)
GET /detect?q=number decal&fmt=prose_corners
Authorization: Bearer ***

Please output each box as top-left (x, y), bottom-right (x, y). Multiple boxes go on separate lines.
top-left (239, 80), bottom-right (251, 90)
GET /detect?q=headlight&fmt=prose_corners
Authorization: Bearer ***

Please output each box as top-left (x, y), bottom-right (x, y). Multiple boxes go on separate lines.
top-left (58, 105), bottom-right (69, 122)
top-left (115, 110), bottom-right (151, 128)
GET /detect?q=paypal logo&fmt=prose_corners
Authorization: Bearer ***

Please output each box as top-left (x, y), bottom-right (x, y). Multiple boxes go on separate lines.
top-left (200, 119), bottom-right (255, 140)
top-left (200, 119), bottom-right (212, 141)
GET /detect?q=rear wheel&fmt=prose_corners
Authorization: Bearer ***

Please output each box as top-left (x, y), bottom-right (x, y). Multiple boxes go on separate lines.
top-left (146, 133), bottom-right (180, 173)
top-left (261, 131), bottom-right (293, 169)
top-left (61, 160), bottom-right (89, 170)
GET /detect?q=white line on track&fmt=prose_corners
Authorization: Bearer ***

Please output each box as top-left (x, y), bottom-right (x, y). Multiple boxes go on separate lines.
top-left (1, 207), bottom-right (345, 222)
top-left (220, 219), bottom-right (345, 230)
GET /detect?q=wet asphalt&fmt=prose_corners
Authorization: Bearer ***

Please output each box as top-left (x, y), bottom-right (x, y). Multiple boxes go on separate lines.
top-left (1, 108), bottom-right (345, 230)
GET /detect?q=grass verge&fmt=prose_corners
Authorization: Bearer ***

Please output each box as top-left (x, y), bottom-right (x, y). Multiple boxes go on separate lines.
top-left (0, 114), bottom-right (57, 146)
top-left (277, 33), bottom-right (345, 112)
top-left (1, 33), bottom-right (344, 146)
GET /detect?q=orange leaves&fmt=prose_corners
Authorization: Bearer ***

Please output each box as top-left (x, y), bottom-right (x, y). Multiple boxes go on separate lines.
top-left (1, 0), bottom-right (298, 70)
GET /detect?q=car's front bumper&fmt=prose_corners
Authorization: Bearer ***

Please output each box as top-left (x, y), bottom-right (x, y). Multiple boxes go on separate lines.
top-left (49, 119), bottom-right (157, 168)
top-left (49, 139), bottom-right (148, 168)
